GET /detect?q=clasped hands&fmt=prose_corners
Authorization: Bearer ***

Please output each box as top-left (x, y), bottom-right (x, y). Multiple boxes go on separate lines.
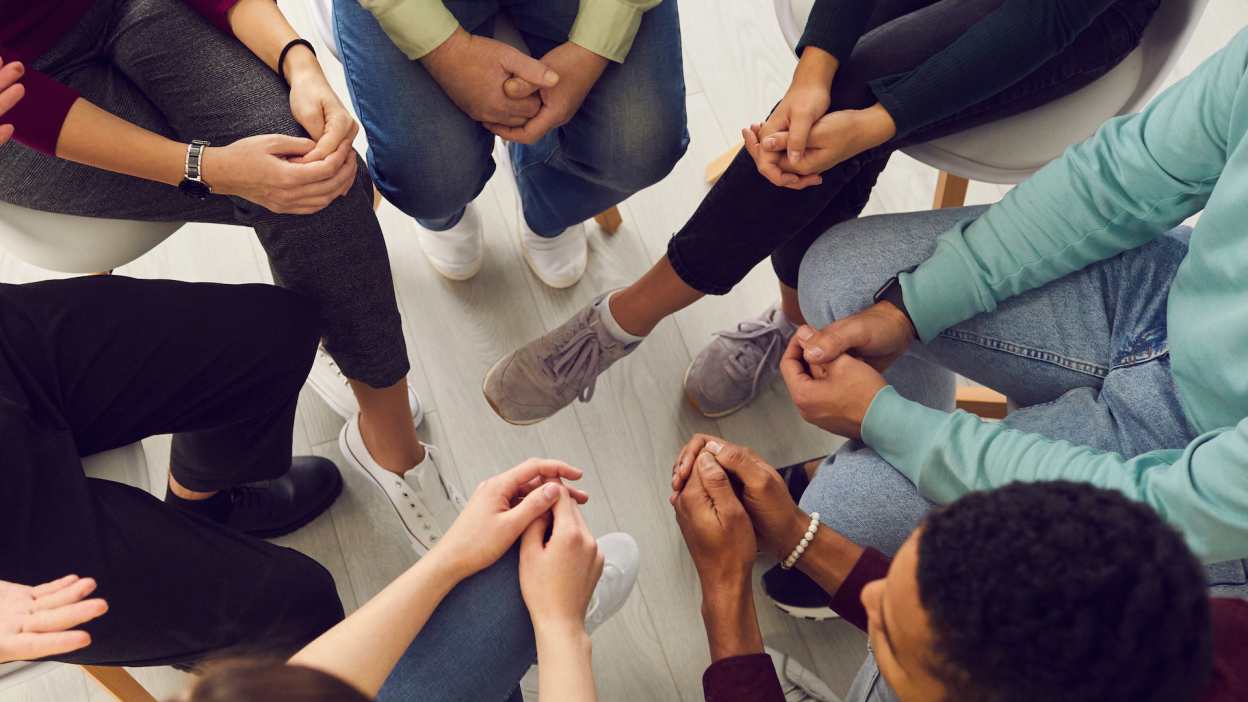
top-left (422, 26), bottom-right (609, 145)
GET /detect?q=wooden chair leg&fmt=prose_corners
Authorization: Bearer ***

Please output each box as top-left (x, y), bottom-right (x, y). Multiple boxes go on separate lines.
top-left (593, 206), bottom-right (623, 233)
top-left (372, 183), bottom-right (382, 212)
top-left (79, 666), bottom-right (159, 702)
top-left (932, 171), bottom-right (969, 209)
top-left (954, 386), bottom-right (1009, 420)
top-left (706, 140), bottom-right (745, 184)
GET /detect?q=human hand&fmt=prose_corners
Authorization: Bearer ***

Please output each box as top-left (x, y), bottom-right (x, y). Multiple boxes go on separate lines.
top-left (519, 486), bottom-right (604, 638)
top-left (0, 576), bottom-right (107, 664)
top-left (430, 458), bottom-right (589, 582)
top-left (794, 301), bottom-right (915, 371)
top-left (672, 450), bottom-right (757, 594)
top-left (0, 58), bottom-right (25, 147)
top-left (780, 333), bottom-right (888, 439)
top-left (758, 47), bottom-right (837, 169)
top-left (284, 46), bottom-right (360, 164)
top-left (421, 27), bottom-right (558, 127)
top-left (486, 42), bottom-right (608, 145)
top-left (203, 134), bottom-right (356, 214)
top-left (757, 102), bottom-right (897, 190)
top-left (671, 437), bottom-right (808, 561)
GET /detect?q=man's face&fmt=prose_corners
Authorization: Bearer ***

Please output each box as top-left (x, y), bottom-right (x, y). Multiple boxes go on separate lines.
top-left (859, 529), bottom-right (948, 702)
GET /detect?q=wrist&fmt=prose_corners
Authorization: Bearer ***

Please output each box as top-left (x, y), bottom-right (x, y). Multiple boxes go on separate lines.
top-left (420, 25), bottom-right (468, 70)
top-left (875, 299), bottom-right (916, 342)
top-left (283, 45), bottom-right (322, 85)
top-left (794, 46), bottom-right (838, 88)
top-left (533, 616), bottom-right (591, 647)
top-left (701, 583), bottom-right (764, 662)
top-left (853, 102), bottom-right (897, 149)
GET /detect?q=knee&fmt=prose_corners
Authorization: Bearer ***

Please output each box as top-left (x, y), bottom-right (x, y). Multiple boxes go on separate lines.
top-left (372, 156), bottom-right (489, 221)
top-left (597, 103), bottom-right (688, 193)
top-left (797, 218), bottom-right (885, 328)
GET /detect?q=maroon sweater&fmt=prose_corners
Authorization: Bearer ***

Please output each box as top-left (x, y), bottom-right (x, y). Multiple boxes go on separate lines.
top-left (702, 548), bottom-right (1248, 701)
top-left (0, 0), bottom-right (237, 155)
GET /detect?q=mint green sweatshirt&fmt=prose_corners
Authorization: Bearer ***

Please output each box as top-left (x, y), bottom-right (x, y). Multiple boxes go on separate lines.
top-left (861, 28), bottom-right (1248, 564)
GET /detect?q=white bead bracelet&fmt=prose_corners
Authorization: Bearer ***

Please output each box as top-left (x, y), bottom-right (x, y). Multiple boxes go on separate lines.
top-left (781, 512), bottom-right (820, 570)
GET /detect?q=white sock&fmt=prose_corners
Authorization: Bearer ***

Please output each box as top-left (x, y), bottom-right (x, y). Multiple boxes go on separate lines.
top-left (595, 291), bottom-right (646, 344)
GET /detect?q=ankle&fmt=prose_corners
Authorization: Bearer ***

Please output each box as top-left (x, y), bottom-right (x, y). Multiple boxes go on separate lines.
top-left (168, 474), bottom-right (217, 501)
top-left (358, 412), bottom-right (426, 475)
top-left (606, 289), bottom-right (658, 337)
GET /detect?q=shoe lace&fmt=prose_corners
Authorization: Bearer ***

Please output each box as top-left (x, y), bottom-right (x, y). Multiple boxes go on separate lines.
top-left (716, 318), bottom-right (786, 402)
top-left (542, 326), bottom-right (603, 404)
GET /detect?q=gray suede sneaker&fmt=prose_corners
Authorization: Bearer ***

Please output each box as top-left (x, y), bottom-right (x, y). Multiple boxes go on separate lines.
top-left (483, 291), bottom-right (640, 425)
top-left (684, 300), bottom-right (797, 417)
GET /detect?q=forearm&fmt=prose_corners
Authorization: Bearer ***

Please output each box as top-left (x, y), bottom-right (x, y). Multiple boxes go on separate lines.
top-left (55, 98), bottom-right (185, 186)
top-left (793, 46), bottom-right (838, 90)
top-left (288, 549), bottom-right (464, 697)
top-left (533, 624), bottom-right (597, 702)
top-left (793, 520), bottom-right (865, 599)
top-left (225, 0), bottom-right (302, 73)
top-left (701, 583), bottom-right (764, 663)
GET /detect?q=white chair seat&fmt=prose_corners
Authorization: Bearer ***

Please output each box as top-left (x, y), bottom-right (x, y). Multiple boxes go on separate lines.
top-left (0, 443), bottom-right (150, 691)
top-left (0, 201), bottom-right (180, 274)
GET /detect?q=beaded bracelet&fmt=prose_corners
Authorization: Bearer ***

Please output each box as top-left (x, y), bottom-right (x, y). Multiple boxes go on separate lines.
top-left (781, 512), bottom-right (820, 570)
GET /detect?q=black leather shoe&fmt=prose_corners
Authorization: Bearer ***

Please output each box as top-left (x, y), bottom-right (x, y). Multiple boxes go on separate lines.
top-left (221, 456), bottom-right (344, 538)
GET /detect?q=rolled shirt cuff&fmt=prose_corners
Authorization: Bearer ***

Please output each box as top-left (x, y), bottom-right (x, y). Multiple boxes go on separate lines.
top-left (368, 0), bottom-right (459, 60)
top-left (568, 0), bottom-right (646, 63)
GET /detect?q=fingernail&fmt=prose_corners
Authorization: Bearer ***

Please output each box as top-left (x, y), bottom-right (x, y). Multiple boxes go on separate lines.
top-left (698, 453), bottom-right (716, 469)
top-left (797, 327), bottom-right (814, 341)
top-left (808, 347), bottom-right (824, 359)
top-left (543, 483), bottom-right (560, 499)
top-left (706, 441), bottom-right (723, 454)
top-left (764, 137), bottom-right (776, 149)
top-left (789, 150), bottom-right (800, 163)
top-left (545, 70), bottom-right (560, 84)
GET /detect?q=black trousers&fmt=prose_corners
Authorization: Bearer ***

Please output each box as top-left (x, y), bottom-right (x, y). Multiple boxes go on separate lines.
top-left (0, 276), bottom-right (344, 667)
top-left (666, 0), bottom-right (1159, 293)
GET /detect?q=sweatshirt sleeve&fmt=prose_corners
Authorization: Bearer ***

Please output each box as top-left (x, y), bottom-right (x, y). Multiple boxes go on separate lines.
top-left (827, 547), bottom-right (892, 632)
top-left (702, 654), bottom-right (786, 702)
top-left (861, 386), bottom-right (1248, 565)
top-left (795, 0), bottom-right (877, 64)
top-left (900, 24), bottom-right (1248, 344)
top-left (181, 0), bottom-right (240, 35)
top-left (1, 45), bottom-right (80, 156)
top-left (870, 0), bottom-right (1117, 139)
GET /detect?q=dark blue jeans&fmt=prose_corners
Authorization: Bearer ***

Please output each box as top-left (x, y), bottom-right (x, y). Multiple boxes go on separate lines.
top-left (334, 0), bottom-right (688, 237)
top-left (666, 0), bottom-right (1159, 293)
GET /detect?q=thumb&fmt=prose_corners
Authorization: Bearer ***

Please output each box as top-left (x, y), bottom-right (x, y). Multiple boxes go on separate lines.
top-left (507, 482), bottom-right (562, 533)
top-left (504, 76), bottom-right (540, 99)
top-left (696, 452), bottom-right (735, 501)
top-left (265, 134), bottom-right (317, 157)
top-left (762, 131), bottom-right (788, 152)
top-left (499, 51), bottom-right (559, 89)
top-left (520, 508), bottom-right (552, 553)
top-left (787, 113), bottom-right (815, 165)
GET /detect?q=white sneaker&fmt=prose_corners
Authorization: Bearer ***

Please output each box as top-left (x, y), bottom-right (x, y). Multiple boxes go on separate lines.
top-left (414, 202), bottom-right (484, 281)
top-left (494, 139), bottom-right (587, 289)
top-left (767, 647), bottom-right (840, 702)
top-left (306, 345), bottom-right (424, 427)
top-left (338, 414), bottom-right (466, 555)
top-left (519, 532), bottom-right (639, 696)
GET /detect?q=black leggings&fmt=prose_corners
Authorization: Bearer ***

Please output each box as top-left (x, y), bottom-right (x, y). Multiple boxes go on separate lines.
top-left (0, 276), bottom-right (343, 667)
top-left (667, 0), bottom-right (1159, 293)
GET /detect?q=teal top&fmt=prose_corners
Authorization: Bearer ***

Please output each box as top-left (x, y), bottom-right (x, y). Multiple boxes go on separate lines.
top-left (863, 28), bottom-right (1248, 564)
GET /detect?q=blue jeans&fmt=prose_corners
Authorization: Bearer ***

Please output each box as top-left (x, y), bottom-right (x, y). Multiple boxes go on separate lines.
top-left (795, 207), bottom-right (1248, 702)
top-left (334, 0), bottom-right (688, 236)
top-left (376, 545), bottom-right (533, 702)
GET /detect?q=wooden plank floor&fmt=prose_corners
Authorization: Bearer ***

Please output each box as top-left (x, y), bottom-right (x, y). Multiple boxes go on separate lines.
top-left (2, 1), bottom-right (1245, 700)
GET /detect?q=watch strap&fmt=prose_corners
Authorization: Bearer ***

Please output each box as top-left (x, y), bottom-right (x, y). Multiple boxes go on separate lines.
top-left (184, 140), bottom-right (209, 182)
top-left (874, 266), bottom-right (918, 334)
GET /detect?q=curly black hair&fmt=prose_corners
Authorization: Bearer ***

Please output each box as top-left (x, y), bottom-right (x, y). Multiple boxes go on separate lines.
top-left (917, 481), bottom-right (1213, 702)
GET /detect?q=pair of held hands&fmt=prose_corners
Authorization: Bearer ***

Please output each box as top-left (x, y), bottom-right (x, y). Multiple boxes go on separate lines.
top-left (212, 28), bottom-right (608, 216)
top-left (0, 459), bottom-right (604, 666)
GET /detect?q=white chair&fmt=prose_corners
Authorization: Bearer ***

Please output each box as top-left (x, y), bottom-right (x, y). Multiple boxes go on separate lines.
top-left (305, 0), bottom-right (626, 233)
top-left (0, 200), bottom-right (180, 275)
top-left (0, 443), bottom-right (159, 702)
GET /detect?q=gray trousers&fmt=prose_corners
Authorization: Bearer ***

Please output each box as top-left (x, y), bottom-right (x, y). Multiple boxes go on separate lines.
top-left (0, 0), bottom-right (407, 388)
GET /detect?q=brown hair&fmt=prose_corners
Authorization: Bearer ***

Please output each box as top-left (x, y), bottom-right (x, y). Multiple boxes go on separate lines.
top-left (168, 661), bottom-right (371, 702)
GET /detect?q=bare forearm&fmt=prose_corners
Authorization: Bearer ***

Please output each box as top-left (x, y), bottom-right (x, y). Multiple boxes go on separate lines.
top-left (534, 624), bottom-right (597, 702)
top-left (793, 519), bottom-right (865, 599)
top-left (287, 550), bottom-right (464, 697)
top-left (55, 98), bottom-right (185, 186)
top-left (225, 0), bottom-right (302, 73)
top-left (701, 583), bottom-right (764, 663)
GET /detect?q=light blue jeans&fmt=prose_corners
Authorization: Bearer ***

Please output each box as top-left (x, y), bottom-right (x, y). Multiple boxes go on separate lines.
top-left (796, 206), bottom-right (1248, 702)
top-left (376, 544), bottom-right (533, 702)
top-left (333, 0), bottom-right (688, 237)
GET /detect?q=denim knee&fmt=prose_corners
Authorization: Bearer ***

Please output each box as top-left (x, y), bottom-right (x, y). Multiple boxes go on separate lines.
top-left (372, 153), bottom-right (492, 222)
top-left (797, 219), bottom-right (884, 329)
top-left (588, 100), bottom-right (688, 193)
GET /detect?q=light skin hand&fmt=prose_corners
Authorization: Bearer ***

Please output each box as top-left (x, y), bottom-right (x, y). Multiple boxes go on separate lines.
top-left (283, 45), bottom-right (360, 164)
top-left (779, 333), bottom-right (888, 440)
top-left (201, 135), bottom-right (357, 215)
top-left (0, 58), bottom-right (24, 147)
top-left (794, 301), bottom-right (916, 370)
top-left (422, 26), bottom-right (559, 127)
top-left (487, 42), bottom-right (609, 145)
top-left (759, 47), bottom-right (838, 169)
top-left (0, 576), bottom-right (108, 665)
top-left (437, 458), bottom-right (589, 582)
top-left (759, 102), bottom-right (897, 190)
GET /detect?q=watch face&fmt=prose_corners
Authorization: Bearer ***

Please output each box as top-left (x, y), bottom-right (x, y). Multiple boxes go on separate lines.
top-left (178, 179), bottom-right (210, 200)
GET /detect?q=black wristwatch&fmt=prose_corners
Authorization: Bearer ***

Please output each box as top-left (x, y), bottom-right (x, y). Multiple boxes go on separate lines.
top-left (873, 267), bottom-right (917, 332)
top-left (177, 140), bottom-right (211, 200)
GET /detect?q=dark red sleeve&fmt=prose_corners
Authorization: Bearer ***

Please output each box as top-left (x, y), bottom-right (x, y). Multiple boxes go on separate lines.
top-left (1202, 599), bottom-right (1248, 702)
top-left (828, 547), bottom-right (892, 632)
top-left (181, 0), bottom-right (240, 35)
top-left (1, 45), bottom-right (81, 156)
top-left (702, 653), bottom-right (786, 702)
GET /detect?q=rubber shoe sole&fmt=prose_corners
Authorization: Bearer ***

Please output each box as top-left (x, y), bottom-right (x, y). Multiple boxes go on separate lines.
top-left (482, 354), bottom-right (550, 426)
top-left (682, 362), bottom-right (749, 418)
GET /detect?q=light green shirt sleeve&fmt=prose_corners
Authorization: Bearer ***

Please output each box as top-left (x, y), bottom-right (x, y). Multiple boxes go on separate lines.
top-left (355, 0), bottom-right (458, 59)
top-left (861, 387), bottom-right (1248, 564)
top-left (353, 0), bottom-right (661, 63)
top-left (568, 0), bottom-right (661, 63)
top-left (897, 25), bottom-right (1248, 343)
